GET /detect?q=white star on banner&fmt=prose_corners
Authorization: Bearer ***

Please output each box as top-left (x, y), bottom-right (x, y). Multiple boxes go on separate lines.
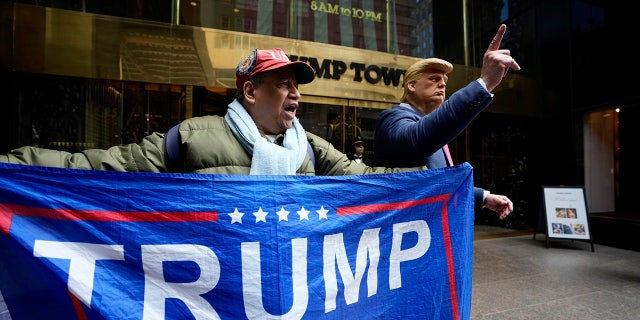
top-left (253, 207), bottom-right (268, 223)
top-left (297, 207), bottom-right (310, 220)
top-left (316, 206), bottom-right (329, 220)
top-left (228, 208), bottom-right (244, 224)
top-left (276, 206), bottom-right (290, 221)
top-left (224, 206), bottom-right (331, 224)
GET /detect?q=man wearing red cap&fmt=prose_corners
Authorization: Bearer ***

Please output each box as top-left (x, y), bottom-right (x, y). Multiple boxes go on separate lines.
top-left (1, 48), bottom-right (426, 176)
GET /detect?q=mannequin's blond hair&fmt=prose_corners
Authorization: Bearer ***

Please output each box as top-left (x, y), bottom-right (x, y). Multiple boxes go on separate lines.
top-left (401, 58), bottom-right (453, 102)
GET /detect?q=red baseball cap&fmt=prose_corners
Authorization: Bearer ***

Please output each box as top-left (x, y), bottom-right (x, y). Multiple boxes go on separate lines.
top-left (235, 48), bottom-right (316, 90)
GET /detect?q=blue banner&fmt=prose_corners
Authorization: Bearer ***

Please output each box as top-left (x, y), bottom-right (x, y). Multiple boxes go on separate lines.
top-left (0, 162), bottom-right (474, 320)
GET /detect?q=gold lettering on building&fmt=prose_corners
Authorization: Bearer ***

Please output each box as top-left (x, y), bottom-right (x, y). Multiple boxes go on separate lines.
top-left (310, 1), bottom-right (382, 22)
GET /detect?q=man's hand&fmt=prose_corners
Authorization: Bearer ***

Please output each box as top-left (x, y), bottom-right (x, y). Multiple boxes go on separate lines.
top-left (480, 24), bottom-right (521, 92)
top-left (484, 193), bottom-right (513, 220)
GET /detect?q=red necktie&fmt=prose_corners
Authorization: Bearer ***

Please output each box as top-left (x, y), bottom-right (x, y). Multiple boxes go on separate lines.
top-left (443, 144), bottom-right (454, 167)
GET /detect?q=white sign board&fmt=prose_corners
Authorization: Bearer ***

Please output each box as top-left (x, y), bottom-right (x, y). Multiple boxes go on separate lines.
top-left (542, 186), bottom-right (591, 240)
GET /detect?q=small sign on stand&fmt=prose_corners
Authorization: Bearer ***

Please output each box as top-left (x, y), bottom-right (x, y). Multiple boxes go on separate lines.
top-left (533, 186), bottom-right (594, 252)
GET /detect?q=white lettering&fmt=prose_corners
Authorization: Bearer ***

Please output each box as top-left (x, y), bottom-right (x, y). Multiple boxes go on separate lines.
top-left (141, 244), bottom-right (220, 320)
top-left (241, 239), bottom-right (308, 319)
top-left (323, 228), bottom-right (380, 312)
top-left (33, 240), bottom-right (125, 306)
top-left (389, 220), bottom-right (431, 290)
top-left (31, 220), bottom-right (432, 318)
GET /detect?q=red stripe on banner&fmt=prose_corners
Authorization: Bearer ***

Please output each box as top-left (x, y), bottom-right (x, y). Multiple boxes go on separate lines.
top-left (0, 203), bottom-right (218, 234)
top-left (68, 290), bottom-right (87, 320)
top-left (338, 192), bottom-right (460, 319)
top-left (440, 198), bottom-right (460, 320)
top-left (336, 193), bottom-right (450, 215)
top-left (0, 206), bottom-right (11, 236)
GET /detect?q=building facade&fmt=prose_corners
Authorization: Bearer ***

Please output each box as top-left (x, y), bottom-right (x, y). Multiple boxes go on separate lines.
top-left (1, 0), bottom-right (637, 247)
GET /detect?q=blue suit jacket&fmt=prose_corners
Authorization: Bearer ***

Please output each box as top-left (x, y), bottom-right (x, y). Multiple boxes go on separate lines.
top-left (373, 80), bottom-right (493, 209)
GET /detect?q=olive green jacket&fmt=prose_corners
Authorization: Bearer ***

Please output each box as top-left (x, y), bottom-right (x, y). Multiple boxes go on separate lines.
top-left (0, 115), bottom-right (427, 175)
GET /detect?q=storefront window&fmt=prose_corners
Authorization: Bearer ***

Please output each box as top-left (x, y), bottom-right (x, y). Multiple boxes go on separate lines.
top-left (297, 102), bottom-right (380, 158)
top-left (181, 0), bottom-right (418, 55)
top-left (3, 74), bottom-right (185, 153)
top-left (15, 0), bottom-right (424, 56)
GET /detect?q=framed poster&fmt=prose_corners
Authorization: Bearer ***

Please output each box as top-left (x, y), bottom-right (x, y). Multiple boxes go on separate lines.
top-left (541, 186), bottom-right (594, 251)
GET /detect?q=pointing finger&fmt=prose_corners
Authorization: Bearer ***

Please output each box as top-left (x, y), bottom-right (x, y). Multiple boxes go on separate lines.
top-left (487, 24), bottom-right (507, 52)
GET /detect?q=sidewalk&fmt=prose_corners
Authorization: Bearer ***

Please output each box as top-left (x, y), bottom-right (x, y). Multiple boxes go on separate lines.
top-left (471, 232), bottom-right (640, 319)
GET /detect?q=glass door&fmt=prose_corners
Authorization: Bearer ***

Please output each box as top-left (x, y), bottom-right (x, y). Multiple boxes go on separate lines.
top-left (298, 100), bottom-right (382, 159)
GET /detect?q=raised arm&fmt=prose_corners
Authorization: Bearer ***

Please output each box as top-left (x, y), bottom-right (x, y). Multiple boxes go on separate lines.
top-left (480, 24), bottom-right (521, 92)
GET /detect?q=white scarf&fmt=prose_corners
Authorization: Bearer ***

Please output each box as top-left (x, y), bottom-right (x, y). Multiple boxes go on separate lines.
top-left (225, 99), bottom-right (307, 175)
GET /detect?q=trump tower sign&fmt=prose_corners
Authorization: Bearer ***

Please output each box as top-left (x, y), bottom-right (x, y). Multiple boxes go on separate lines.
top-left (0, 162), bottom-right (475, 319)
